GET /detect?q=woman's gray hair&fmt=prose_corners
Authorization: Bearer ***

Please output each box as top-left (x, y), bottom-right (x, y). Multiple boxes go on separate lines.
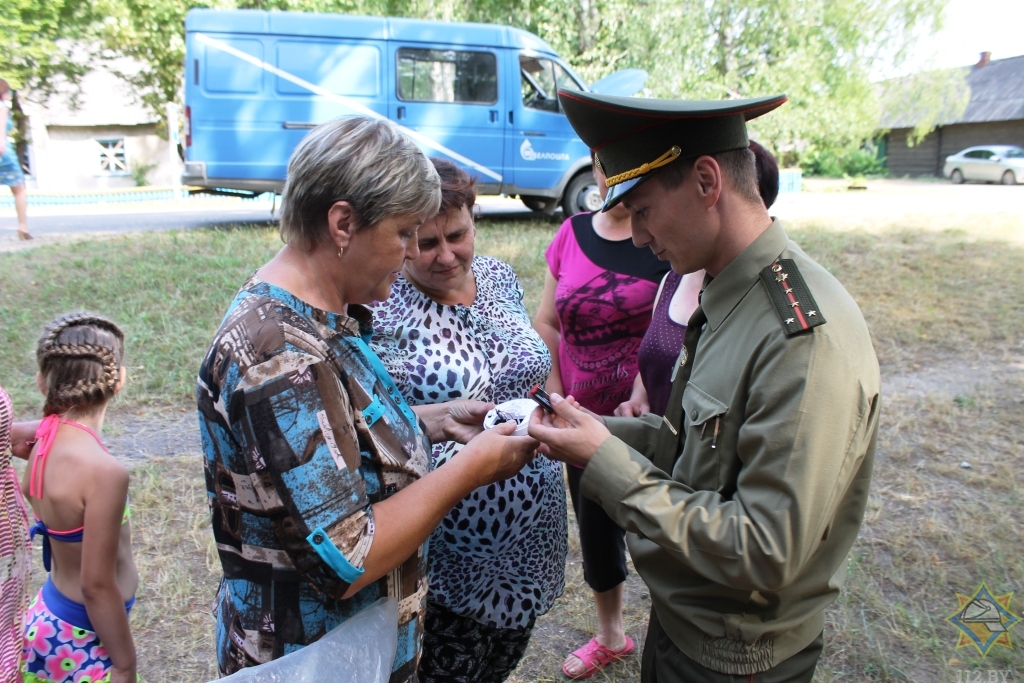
top-left (279, 116), bottom-right (441, 250)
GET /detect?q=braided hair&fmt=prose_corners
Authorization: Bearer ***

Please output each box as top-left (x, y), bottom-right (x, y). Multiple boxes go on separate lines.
top-left (36, 312), bottom-right (125, 417)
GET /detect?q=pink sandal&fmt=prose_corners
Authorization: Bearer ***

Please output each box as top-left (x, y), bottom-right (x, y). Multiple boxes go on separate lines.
top-left (562, 635), bottom-right (635, 679)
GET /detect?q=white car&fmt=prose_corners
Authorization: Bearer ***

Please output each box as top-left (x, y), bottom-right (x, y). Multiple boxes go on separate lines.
top-left (944, 145), bottom-right (1024, 185)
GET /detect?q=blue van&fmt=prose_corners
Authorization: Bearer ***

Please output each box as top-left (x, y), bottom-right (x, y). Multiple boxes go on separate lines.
top-left (181, 9), bottom-right (646, 214)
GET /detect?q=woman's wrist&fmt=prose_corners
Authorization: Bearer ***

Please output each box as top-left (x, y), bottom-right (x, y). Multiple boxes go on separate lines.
top-left (410, 404), bottom-right (446, 442)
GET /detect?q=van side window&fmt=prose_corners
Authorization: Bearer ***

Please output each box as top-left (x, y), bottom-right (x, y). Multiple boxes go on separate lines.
top-left (397, 48), bottom-right (498, 104)
top-left (521, 56), bottom-right (583, 112)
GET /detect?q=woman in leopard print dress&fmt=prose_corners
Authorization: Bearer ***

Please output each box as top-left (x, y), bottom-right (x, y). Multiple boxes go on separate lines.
top-left (370, 159), bottom-right (567, 683)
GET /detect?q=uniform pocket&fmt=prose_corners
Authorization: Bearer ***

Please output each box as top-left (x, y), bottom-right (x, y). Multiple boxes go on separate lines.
top-left (679, 384), bottom-right (728, 490)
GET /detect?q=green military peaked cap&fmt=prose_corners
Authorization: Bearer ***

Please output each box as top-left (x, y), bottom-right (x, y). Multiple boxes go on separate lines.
top-left (557, 90), bottom-right (787, 210)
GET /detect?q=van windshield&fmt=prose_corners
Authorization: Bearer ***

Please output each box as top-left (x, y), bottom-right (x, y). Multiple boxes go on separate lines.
top-left (520, 56), bottom-right (584, 113)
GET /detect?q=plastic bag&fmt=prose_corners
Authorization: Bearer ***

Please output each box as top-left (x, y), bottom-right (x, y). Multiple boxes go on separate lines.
top-left (212, 597), bottom-right (399, 683)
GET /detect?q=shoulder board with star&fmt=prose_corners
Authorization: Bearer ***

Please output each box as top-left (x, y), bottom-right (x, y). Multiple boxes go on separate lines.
top-left (759, 258), bottom-right (826, 336)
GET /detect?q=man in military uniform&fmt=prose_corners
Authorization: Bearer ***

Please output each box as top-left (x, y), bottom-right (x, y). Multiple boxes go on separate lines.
top-left (529, 91), bottom-right (880, 682)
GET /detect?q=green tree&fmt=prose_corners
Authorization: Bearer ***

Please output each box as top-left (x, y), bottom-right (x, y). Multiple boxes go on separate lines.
top-left (878, 66), bottom-right (970, 146)
top-left (96, 0), bottom-right (947, 161)
top-left (637, 0), bottom-right (948, 166)
top-left (0, 0), bottom-right (105, 96)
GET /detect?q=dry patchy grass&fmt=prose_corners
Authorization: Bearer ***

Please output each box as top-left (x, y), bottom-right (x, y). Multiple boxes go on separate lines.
top-left (128, 459), bottom-right (221, 681)
top-left (4, 211), bottom-right (1024, 681)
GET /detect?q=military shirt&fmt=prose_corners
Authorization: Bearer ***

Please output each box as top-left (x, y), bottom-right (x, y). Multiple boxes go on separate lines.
top-left (581, 219), bottom-right (880, 676)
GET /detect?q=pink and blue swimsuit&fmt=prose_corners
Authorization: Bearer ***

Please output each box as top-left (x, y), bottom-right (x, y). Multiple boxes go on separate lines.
top-left (21, 415), bottom-right (134, 683)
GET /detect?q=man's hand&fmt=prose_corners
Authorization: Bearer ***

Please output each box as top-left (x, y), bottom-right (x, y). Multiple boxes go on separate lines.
top-left (528, 393), bottom-right (611, 468)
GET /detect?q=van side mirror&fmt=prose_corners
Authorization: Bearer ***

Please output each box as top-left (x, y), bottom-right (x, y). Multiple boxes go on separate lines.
top-left (991, 156), bottom-right (1001, 162)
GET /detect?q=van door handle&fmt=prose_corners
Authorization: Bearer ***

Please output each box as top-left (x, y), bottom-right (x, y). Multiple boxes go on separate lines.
top-left (283, 122), bottom-right (317, 130)
top-left (489, 110), bottom-right (498, 123)
top-left (508, 111), bottom-right (514, 124)
top-left (397, 106), bottom-right (406, 120)
top-left (520, 131), bottom-right (546, 137)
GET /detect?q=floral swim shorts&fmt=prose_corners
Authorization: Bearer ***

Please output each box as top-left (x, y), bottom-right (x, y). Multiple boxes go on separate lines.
top-left (21, 579), bottom-right (134, 683)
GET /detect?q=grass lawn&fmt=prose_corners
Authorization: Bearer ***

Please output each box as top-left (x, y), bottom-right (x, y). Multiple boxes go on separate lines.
top-left (2, 212), bottom-right (1022, 681)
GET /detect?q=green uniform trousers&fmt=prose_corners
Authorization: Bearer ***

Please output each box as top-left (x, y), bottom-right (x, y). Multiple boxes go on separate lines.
top-left (641, 609), bottom-right (823, 683)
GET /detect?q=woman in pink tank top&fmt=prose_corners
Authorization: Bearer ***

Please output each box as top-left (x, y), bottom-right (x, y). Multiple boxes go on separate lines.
top-left (535, 153), bottom-right (669, 679)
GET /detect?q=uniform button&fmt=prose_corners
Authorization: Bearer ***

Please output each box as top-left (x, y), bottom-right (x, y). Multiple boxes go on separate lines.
top-left (691, 409), bottom-right (698, 420)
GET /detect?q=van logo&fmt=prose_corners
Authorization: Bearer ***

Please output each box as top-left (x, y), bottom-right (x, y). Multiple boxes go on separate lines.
top-left (520, 139), bottom-right (570, 162)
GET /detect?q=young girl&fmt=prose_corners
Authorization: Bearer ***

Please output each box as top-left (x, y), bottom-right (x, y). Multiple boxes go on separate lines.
top-left (20, 313), bottom-right (137, 683)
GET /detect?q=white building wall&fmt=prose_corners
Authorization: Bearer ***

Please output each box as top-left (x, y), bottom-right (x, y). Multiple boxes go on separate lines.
top-left (27, 124), bottom-right (175, 191)
top-left (17, 58), bottom-right (178, 193)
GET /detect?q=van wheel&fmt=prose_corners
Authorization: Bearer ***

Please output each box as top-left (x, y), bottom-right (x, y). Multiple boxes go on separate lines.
top-left (950, 169), bottom-right (964, 184)
top-left (520, 195), bottom-right (547, 211)
top-left (1001, 170), bottom-right (1017, 185)
top-left (561, 171), bottom-right (602, 216)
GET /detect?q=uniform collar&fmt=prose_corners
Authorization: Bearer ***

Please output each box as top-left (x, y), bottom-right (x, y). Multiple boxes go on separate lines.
top-left (701, 219), bottom-right (788, 331)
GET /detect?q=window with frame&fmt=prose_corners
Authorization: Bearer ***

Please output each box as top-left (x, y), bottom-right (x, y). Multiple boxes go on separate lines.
top-left (520, 56), bottom-right (583, 113)
top-left (96, 138), bottom-right (127, 174)
top-left (397, 48), bottom-right (498, 104)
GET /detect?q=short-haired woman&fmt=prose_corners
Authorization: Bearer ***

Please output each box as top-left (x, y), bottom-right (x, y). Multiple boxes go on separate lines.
top-left (197, 117), bottom-right (538, 682)
top-left (535, 152), bottom-right (671, 680)
top-left (371, 158), bottom-right (567, 683)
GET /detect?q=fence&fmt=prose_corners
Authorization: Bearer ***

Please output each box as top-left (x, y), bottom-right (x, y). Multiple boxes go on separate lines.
top-left (0, 186), bottom-right (273, 209)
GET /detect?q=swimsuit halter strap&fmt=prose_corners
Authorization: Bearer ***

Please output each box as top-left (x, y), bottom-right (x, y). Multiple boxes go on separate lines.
top-left (28, 415), bottom-right (109, 499)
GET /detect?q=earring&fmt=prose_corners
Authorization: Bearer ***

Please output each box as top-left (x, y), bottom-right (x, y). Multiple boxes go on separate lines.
top-left (338, 248), bottom-right (344, 258)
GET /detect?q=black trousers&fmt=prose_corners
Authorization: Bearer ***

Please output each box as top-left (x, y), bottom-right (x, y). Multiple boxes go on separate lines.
top-left (566, 464), bottom-right (628, 593)
top-left (641, 609), bottom-right (823, 683)
top-left (417, 600), bottom-right (535, 683)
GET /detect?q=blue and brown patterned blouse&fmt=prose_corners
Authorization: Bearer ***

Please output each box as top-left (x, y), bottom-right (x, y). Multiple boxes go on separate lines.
top-left (197, 273), bottom-right (431, 682)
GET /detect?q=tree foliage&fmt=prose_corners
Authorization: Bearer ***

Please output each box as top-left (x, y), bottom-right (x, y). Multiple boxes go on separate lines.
top-left (0, 0), bottom-right (106, 97)
top-left (6, 0), bottom-right (949, 163)
top-left (877, 66), bottom-right (970, 147)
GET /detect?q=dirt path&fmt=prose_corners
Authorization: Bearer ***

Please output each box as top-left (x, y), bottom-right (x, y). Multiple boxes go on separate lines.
top-left (100, 349), bottom-right (1024, 682)
top-left (103, 406), bottom-right (202, 461)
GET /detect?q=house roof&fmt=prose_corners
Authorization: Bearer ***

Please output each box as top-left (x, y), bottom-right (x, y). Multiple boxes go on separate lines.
top-left (881, 54), bottom-right (1024, 129)
top-left (25, 58), bottom-right (157, 128)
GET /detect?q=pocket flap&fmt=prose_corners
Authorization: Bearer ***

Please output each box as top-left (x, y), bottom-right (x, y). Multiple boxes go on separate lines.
top-left (681, 383), bottom-right (728, 427)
